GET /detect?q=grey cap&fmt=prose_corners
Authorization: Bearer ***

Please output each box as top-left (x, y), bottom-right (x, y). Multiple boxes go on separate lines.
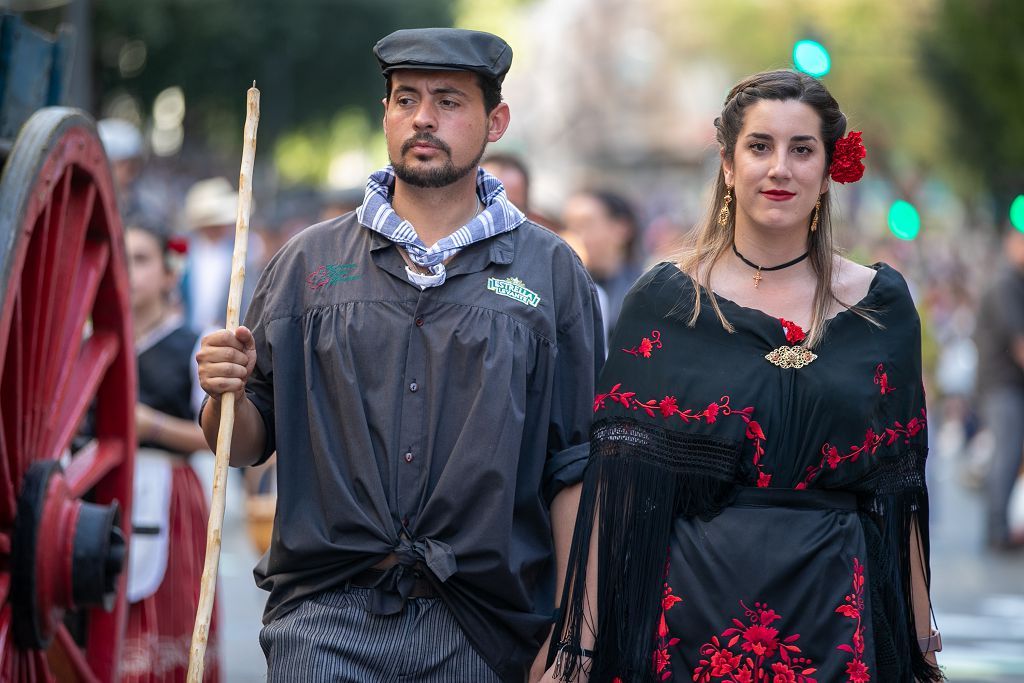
top-left (374, 28), bottom-right (512, 84)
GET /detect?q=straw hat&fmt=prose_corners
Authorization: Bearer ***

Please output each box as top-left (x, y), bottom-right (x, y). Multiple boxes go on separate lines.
top-left (183, 177), bottom-right (237, 231)
top-left (97, 118), bottom-right (143, 162)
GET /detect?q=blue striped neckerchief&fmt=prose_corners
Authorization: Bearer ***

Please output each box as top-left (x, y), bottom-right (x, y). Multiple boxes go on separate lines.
top-left (356, 165), bottom-right (526, 288)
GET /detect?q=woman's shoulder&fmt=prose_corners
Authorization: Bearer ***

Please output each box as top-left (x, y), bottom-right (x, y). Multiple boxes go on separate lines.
top-left (624, 261), bottom-right (694, 303)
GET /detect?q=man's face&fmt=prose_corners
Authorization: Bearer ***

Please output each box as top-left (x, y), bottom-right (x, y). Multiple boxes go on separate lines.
top-left (384, 70), bottom-right (509, 188)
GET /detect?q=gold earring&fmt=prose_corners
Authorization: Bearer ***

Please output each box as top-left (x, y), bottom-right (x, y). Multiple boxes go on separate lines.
top-left (718, 187), bottom-right (733, 226)
top-left (810, 197), bottom-right (821, 232)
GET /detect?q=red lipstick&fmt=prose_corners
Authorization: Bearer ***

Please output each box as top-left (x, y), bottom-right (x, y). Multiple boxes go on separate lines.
top-left (761, 189), bottom-right (796, 201)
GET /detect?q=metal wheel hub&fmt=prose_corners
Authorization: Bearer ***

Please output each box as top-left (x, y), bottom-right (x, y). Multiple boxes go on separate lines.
top-left (11, 461), bottom-right (125, 650)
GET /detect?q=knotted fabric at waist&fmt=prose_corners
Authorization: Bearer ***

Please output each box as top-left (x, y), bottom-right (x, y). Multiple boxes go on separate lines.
top-left (357, 535), bottom-right (457, 615)
top-left (732, 486), bottom-right (858, 511)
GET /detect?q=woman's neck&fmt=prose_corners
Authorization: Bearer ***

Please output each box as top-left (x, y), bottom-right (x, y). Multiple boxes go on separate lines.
top-left (133, 301), bottom-right (170, 341)
top-left (732, 223), bottom-right (810, 268)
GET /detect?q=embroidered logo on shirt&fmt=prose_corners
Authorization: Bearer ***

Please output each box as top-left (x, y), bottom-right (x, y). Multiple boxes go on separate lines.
top-left (307, 263), bottom-right (360, 290)
top-left (486, 276), bottom-right (540, 307)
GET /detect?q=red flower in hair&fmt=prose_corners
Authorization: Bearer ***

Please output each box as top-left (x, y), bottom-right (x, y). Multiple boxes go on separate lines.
top-left (166, 236), bottom-right (189, 255)
top-left (829, 131), bottom-right (866, 184)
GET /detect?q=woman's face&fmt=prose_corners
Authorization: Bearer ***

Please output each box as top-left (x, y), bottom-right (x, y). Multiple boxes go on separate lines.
top-left (125, 228), bottom-right (173, 311)
top-left (722, 98), bottom-right (830, 235)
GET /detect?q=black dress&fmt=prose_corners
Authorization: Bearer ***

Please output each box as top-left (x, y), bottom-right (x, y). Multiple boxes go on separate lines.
top-left (555, 263), bottom-right (941, 683)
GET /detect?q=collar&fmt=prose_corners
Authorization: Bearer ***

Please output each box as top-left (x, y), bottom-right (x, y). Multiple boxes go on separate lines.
top-left (356, 165), bottom-right (525, 287)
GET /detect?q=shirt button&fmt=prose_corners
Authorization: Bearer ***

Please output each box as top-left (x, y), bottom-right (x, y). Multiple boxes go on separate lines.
top-left (404, 452), bottom-right (414, 463)
top-left (415, 316), bottom-right (424, 327)
top-left (409, 381), bottom-right (418, 392)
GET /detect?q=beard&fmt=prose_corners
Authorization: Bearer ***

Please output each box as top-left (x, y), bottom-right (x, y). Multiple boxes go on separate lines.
top-left (391, 132), bottom-right (487, 188)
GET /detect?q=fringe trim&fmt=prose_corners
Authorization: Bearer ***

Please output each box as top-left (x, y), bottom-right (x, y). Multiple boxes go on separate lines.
top-left (550, 418), bottom-right (742, 682)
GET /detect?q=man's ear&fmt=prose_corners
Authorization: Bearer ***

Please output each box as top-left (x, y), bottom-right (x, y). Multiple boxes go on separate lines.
top-left (486, 102), bottom-right (511, 143)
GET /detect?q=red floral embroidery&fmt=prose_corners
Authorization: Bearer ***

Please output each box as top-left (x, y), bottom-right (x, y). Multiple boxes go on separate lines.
top-left (643, 565), bottom-right (682, 681)
top-left (623, 330), bottom-right (663, 358)
top-left (798, 409), bottom-right (927, 488)
top-left (779, 319), bottom-right (807, 344)
top-left (873, 364), bottom-right (894, 395)
top-left (835, 558), bottom-right (870, 682)
top-left (594, 386), bottom-right (770, 487)
top-left (306, 265), bottom-right (330, 290)
top-left (693, 601), bottom-right (818, 683)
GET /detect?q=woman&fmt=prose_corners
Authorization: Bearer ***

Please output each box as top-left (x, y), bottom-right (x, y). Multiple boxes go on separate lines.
top-left (548, 71), bottom-right (943, 682)
top-left (120, 226), bottom-right (221, 682)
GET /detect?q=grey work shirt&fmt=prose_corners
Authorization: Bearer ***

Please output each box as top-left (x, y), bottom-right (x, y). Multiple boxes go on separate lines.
top-left (242, 211), bottom-right (604, 681)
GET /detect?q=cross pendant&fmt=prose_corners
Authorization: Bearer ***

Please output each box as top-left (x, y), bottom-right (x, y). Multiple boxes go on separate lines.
top-left (753, 268), bottom-right (763, 288)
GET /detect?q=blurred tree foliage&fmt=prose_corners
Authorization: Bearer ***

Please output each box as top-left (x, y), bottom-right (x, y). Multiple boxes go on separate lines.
top-left (93, 0), bottom-right (454, 156)
top-left (660, 0), bottom-right (949, 191)
top-left (920, 0), bottom-right (1024, 217)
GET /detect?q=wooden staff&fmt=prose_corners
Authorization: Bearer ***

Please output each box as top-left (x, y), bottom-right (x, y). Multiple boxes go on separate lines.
top-left (188, 82), bottom-right (260, 682)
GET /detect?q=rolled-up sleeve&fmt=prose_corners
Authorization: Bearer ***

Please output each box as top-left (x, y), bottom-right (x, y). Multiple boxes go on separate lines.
top-left (242, 265), bottom-right (278, 467)
top-left (542, 256), bottom-right (605, 503)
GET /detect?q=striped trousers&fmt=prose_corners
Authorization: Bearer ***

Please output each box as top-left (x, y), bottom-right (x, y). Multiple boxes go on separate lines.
top-left (259, 586), bottom-right (503, 682)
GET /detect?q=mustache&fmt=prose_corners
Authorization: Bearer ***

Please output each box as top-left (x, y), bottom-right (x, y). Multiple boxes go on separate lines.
top-left (401, 133), bottom-right (451, 156)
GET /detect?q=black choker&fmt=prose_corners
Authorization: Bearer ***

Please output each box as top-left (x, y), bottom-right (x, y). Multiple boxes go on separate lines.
top-left (732, 243), bottom-right (809, 289)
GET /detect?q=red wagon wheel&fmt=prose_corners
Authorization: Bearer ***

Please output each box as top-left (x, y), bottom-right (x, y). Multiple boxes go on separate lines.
top-left (0, 108), bottom-right (135, 681)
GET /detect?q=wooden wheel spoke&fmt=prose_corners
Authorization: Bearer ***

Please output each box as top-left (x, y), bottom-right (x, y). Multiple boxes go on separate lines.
top-left (64, 439), bottom-right (124, 499)
top-left (46, 330), bottom-right (119, 460)
top-left (50, 241), bottom-right (109, 419)
top-left (0, 395), bottom-right (15, 525)
top-left (24, 186), bottom-right (58, 457)
top-left (49, 625), bottom-right (99, 683)
top-left (0, 606), bottom-right (10, 672)
top-left (37, 176), bottom-right (94, 457)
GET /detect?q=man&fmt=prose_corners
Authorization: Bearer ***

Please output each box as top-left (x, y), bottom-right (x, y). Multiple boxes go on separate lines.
top-left (197, 28), bottom-right (603, 682)
top-left (975, 227), bottom-right (1024, 552)
top-left (181, 177), bottom-right (264, 332)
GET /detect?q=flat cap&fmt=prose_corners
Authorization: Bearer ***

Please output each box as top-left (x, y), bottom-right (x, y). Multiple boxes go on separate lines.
top-left (374, 28), bottom-right (512, 84)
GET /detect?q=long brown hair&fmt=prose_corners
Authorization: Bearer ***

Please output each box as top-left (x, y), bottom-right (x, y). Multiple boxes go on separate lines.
top-left (675, 69), bottom-right (866, 348)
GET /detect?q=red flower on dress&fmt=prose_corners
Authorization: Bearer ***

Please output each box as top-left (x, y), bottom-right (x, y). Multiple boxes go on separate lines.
top-left (873, 364), bottom-right (894, 394)
top-left (705, 402), bottom-right (720, 423)
top-left (836, 558), bottom-right (870, 681)
top-left (695, 601), bottom-right (815, 683)
top-left (826, 447), bottom-right (842, 469)
top-left (845, 660), bottom-right (870, 683)
top-left (829, 131), bottom-right (867, 184)
top-left (746, 420), bottom-right (766, 440)
top-left (758, 472), bottom-right (773, 488)
top-left (772, 662), bottom-right (798, 683)
top-left (659, 396), bottom-right (679, 417)
top-left (623, 330), bottom-right (663, 358)
top-left (742, 624), bottom-right (780, 657)
top-left (779, 318), bottom-right (807, 344)
top-left (710, 650), bottom-right (741, 676)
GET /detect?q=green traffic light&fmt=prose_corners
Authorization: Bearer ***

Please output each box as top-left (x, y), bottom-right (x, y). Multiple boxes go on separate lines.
top-left (793, 40), bottom-right (831, 77)
top-left (888, 200), bottom-right (920, 240)
top-left (1011, 195), bottom-right (1024, 233)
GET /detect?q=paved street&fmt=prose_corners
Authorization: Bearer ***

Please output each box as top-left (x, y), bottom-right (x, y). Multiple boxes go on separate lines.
top-left (929, 443), bottom-right (1024, 683)
top-left (192, 458), bottom-right (268, 683)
